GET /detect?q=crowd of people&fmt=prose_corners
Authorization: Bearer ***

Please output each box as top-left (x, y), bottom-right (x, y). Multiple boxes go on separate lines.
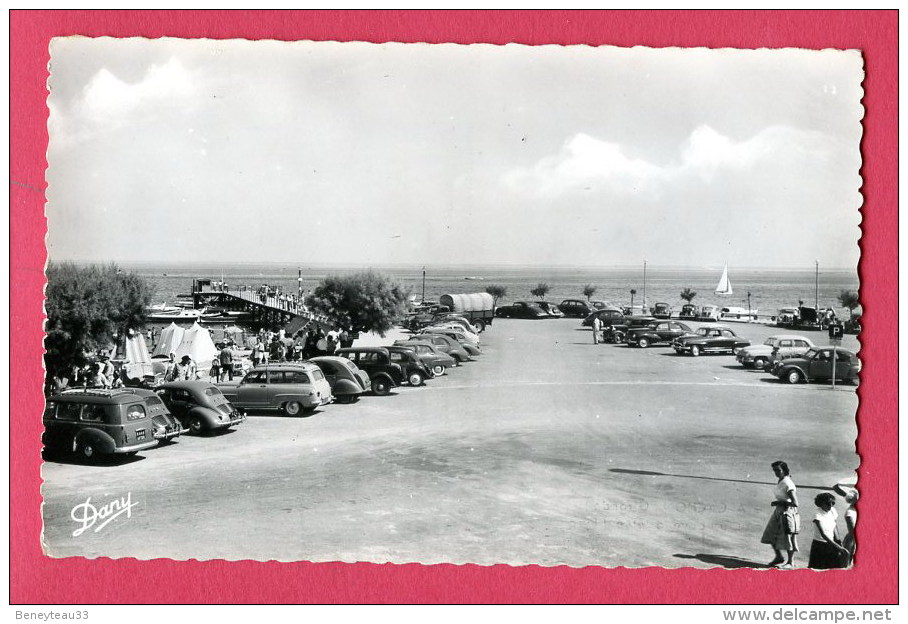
top-left (760, 460), bottom-right (858, 569)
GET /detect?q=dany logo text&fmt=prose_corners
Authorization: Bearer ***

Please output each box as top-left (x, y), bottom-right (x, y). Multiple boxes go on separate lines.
top-left (71, 492), bottom-right (138, 537)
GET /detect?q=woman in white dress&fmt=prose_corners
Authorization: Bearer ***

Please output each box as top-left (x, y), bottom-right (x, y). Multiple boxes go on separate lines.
top-left (761, 460), bottom-right (800, 568)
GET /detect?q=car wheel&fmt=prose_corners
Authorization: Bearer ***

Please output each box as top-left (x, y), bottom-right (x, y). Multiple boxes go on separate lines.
top-left (283, 401), bottom-right (303, 416)
top-left (189, 417), bottom-right (204, 435)
top-left (472, 319), bottom-right (485, 332)
top-left (408, 371), bottom-right (425, 386)
top-left (753, 357), bottom-right (766, 370)
top-left (637, 337), bottom-right (650, 348)
top-left (786, 370), bottom-right (803, 384)
top-left (373, 379), bottom-right (391, 396)
top-left (76, 441), bottom-right (96, 460)
top-left (432, 364), bottom-right (446, 376)
top-left (690, 345), bottom-right (700, 357)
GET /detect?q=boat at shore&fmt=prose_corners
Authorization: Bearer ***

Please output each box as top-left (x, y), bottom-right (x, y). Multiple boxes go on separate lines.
top-left (146, 307), bottom-right (204, 322)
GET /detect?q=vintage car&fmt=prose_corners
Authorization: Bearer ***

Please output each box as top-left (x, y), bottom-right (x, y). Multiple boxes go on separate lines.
top-left (698, 305), bottom-right (722, 321)
top-left (154, 380), bottom-right (246, 434)
top-left (336, 347), bottom-right (406, 396)
top-left (558, 299), bottom-right (593, 318)
top-left (771, 347), bottom-right (861, 384)
top-left (392, 340), bottom-right (457, 376)
top-left (396, 334), bottom-right (472, 364)
top-left (736, 335), bottom-right (815, 370)
top-left (43, 388), bottom-right (184, 459)
top-left (775, 307), bottom-right (801, 327)
top-left (385, 346), bottom-right (434, 386)
top-left (421, 324), bottom-right (480, 347)
top-left (217, 362), bottom-right (333, 416)
top-left (589, 300), bottom-right (616, 310)
top-left (581, 308), bottom-right (626, 327)
top-left (720, 306), bottom-right (758, 320)
top-left (429, 315), bottom-right (478, 335)
top-left (651, 302), bottom-right (673, 319)
top-left (496, 301), bottom-right (552, 319)
top-left (535, 301), bottom-right (565, 317)
top-left (671, 325), bottom-right (751, 356)
top-left (308, 356), bottom-right (371, 403)
top-left (625, 321), bottom-right (693, 348)
top-left (678, 303), bottom-right (699, 320)
top-left (421, 328), bottom-right (482, 356)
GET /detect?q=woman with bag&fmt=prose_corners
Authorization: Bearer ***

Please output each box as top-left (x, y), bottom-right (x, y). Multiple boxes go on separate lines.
top-left (761, 460), bottom-right (800, 568)
top-left (808, 493), bottom-right (850, 569)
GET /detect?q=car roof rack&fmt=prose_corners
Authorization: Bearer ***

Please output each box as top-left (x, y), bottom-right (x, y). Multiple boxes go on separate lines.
top-left (59, 388), bottom-right (142, 398)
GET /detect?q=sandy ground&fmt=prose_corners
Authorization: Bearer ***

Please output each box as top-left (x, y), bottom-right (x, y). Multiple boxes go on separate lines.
top-left (41, 318), bottom-right (859, 568)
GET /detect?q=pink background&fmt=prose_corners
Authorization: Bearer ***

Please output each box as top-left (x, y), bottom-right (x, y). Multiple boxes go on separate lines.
top-left (10, 10), bottom-right (897, 604)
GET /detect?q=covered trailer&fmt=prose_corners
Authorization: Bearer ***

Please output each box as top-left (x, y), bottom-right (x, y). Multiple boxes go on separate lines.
top-left (438, 293), bottom-right (495, 332)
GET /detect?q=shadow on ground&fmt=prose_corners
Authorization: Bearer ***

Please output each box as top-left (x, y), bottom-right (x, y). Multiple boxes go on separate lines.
top-left (674, 553), bottom-right (769, 569)
top-left (609, 468), bottom-right (834, 491)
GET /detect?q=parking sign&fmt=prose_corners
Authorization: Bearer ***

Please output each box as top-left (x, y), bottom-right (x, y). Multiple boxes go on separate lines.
top-left (828, 323), bottom-right (844, 345)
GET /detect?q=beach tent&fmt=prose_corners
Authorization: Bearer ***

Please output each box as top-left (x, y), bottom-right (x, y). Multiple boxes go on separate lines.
top-left (152, 322), bottom-right (186, 357)
top-left (174, 322), bottom-right (219, 366)
top-left (123, 333), bottom-right (155, 381)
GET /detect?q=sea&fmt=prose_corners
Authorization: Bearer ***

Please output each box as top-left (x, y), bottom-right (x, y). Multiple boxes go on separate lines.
top-left (123, 261), bottom-right (859, 324)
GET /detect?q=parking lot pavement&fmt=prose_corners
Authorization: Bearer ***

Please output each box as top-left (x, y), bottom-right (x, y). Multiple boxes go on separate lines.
top-left (41, 318), bottom-right (859, 568)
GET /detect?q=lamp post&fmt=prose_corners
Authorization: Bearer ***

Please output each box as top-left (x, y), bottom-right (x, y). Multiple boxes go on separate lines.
top-left (642, 260), bottom-right (647, 311)
top-left (630, 289), bottom-right (636, 311)
top-left (747, 291), bottom-right (752, 319)
top-left (297, 267), bottom-right (302, 300)
top-left (815, 260), bottom-right (819, 309)
top-left (422, 266), bottom-right (426, 303)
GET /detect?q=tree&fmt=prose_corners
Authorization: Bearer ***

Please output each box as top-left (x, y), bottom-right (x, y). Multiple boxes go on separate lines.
top-left (837, 290), bottom-right (860, 321)
top-left (44, 262), bottom-right (154, 379)
top-left (485, 284), bottom-right (507, 307)
top-left (306, 270), bottom-right (410, 337)
top-left (680, 288), bottom-right (697, 303)
top-left (583, 284), bottom-right (597, 301)
top-left (530, 282), bottom-right (550, 299)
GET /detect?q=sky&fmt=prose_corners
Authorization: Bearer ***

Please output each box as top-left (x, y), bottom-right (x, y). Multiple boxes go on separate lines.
top-left (45, 38), bottom-right (864, 268)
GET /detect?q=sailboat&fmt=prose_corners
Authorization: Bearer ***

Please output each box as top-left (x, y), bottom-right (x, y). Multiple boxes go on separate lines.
top-left (715, 263), bottom-right (733, 296)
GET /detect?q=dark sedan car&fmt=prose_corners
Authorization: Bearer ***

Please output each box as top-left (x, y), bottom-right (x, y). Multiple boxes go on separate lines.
top-left (392, 340), bottom-right (456, 376)
top-left (678, 304), bottom-right (699, 320)
top-left (581, 308), bottom-right (626, 327)
top-left (386, 346), bottom-right (434, 386)
top-left (308, 356), bottom-right (371, 403)
top-left (496, 301), bottom-right (552, 319)
top-left (396, 334), bottom-right (471, 364)
top-left (336, 347), bottom-right (406, 396)
top-left (535, 301), bottom-right (564, 317)
top-left (626, 321), bottom-right (693, 348)
top-left (770, 347), bottom-right (860, 385)
top-left (671, 325), bottom-right (751, 356)
top-left (155, 380), bottom-right (246, 434)
top-left (558, 299), bottom-right (593, 318)
top-left (652, 302), bottom-right (673, 319)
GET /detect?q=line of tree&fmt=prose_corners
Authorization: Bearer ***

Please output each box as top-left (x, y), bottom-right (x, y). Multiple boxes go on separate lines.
top-left (583, 284), bottom-right (597, 301)
top-left (530, 282), bottom-right (550, 299)
top-left (485, 285), bottom-right (507, 306)
top-left (680, 288), bottom-right (697, 303)
top-left (45, 262), bottom-right (154, 379)
top-left (837, 290), bottom-right (860, 321)
top-left (305, 270), bottom-right (410, 337)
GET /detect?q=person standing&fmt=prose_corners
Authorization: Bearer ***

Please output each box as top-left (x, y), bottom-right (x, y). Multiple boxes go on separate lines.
top-left (252, 338), bottom-right (265, 368)
top-left (164, 353), bottom-right (178, 382)
top-left (208, 356), bottom-right (221, 384)
top-left (761, 460), bottom-right (800, 568)
top-left (219, 344), bottom-right (234, 381)
top-left (808, 493), bottom-right (849, 569)
top-left (592, 315), bottom-right (601, 345)
top-left (834, 485), bottom-right (859, 565)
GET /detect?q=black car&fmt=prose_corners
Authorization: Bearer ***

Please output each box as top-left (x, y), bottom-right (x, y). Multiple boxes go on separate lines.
top-left (581, 308), bottom-right (626, 327)
top-left (386, 346), bottom-right (434, 386)
top-left (336, 347), bottom-right (406, 396)
top-left (558, 299), bottom-right (593, 318)
top-left (155, 380), bottom-right (245, 434)
top-left (495, 301), bottom-right (551, 319)
top-left (625, 321), bottom-right (693, 348)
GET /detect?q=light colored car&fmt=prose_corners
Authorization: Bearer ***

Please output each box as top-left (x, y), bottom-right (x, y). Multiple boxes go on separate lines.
top-left (698, 305), bottom-right (721, 321)
top-left (217, 363), bottom-right (333, 416)
top-left (421, 325), bottom-right (480, 347)
top-left (737, 335), bottom-right (815, 370)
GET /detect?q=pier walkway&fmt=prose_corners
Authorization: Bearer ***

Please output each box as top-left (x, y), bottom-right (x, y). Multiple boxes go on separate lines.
top-left (191, 279), bottom-right (327, 330)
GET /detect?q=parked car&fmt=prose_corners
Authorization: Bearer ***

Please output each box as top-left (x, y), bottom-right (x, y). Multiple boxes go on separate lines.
top-left (581, 308), bottom-right (626, 327)
top-left (736, 335), bottom-right (815, 370)
top-left (308, 356), bottom-right (371, 403)
top-left (421, 324), bottom-right (480, 347)
top-left (496, 301), bottom-right (553, 319)
top-left (431, 315), bottom-right (478, 335)
top-left (421, 328), bottom-right (483, 356)
top-left (589, 300), bottom-right (616, 310)
top-left (678, 304), bottom-right (699, 320)
top-left (558, 299), bottom-right (593, 318)
top-left (154, 380), bottom-right (246, 434)
top-left (438, 292), bottom-right (496, 332)
top-left (771, 347), bottom-right (861, 384)
top-left (775, 307), bottom-right (800, 327)
top-left (698, 305), bottom-right (722, 321)
top-left (217, 362), bottom-right (333, 416)
top-left (336, 347), bottom-right (406, 396)
top-left (535, 301), bottom-right (565, 317)
top-left (626, 321), bottom-right (693, 348)
top-left (397, 334), bottom-right (472, 364)
top-left (43, 388), bottom-right (185, 459)
top-left (671, 325), bottom-right (751, 356)
top-left (386, 346), bottom-right (434, 386)
top-left (651, 302), bottom-right (673, 319)
top-left (392, 340), bottom-right (456, 376)
top-left (720, 306), bottom-right (758, 320)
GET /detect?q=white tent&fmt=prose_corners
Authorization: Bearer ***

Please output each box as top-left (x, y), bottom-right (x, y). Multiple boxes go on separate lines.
top-left (152, 322), bottom-right (185, 357)
top-left (174, 322), bottom-right (219, 366)
top-left (123, 333), bottom-right (154, 381)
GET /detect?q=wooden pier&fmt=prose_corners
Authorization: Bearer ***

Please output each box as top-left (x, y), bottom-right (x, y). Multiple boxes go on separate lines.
top-left (191, 278), bottom-right (323, 330)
